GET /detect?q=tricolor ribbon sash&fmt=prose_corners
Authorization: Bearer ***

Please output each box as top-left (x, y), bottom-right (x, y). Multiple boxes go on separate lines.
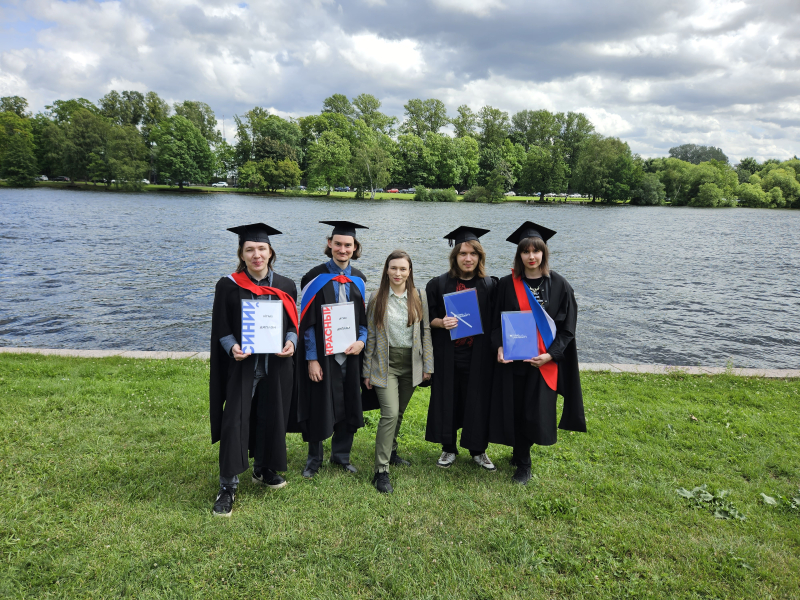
top-left (299, 273), bottom-right (366, 323)
top-left (511, 271), bottom-right (558, 391)
top-left (228, 271), bottom-right (298, 330)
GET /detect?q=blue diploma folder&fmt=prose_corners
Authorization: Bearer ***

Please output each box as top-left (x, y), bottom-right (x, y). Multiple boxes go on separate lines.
top-left (443, 288), bottom-right (483, 340)
top-left (501, 311), bottom-right (538, 360)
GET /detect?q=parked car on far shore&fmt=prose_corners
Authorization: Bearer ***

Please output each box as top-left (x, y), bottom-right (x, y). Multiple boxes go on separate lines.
top-left (36, 175), bottom-right (48, 181)
top-left (211, 182), bottom-right (228, 187)
top-left (388, 188), bottom-right (399, 193)
top-left (504, 191), bottom-right (516, 196)
top-left (52, 176), bottom-right (70, 182)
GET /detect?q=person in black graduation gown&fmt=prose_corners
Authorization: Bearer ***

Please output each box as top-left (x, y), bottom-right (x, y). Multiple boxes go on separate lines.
top-left (425, 226), bottom-right (498, 471)
top-left (209, 223), bottom-right (298, 516)
top-left (295, 221), bottom-right (369, 478)
top-left (489, 221), bottom-right (586, 485)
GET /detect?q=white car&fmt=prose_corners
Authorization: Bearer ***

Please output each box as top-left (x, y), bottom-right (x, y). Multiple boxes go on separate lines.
top-left (504, 191), bottom-right (516, 196)
top-left (211, 182), bottom-right (228, 187)
top-left (142, 179), bottom-right (150, 184)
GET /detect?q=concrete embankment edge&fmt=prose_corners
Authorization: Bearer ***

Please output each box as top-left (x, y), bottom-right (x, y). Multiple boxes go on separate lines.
top-left (2, 347), bottom-right (798, 378)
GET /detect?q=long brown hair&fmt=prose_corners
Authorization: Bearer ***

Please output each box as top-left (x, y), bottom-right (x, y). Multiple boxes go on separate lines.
top-left (513, 236), bottom-right (550, 279)
top-left (448, 240), bottom-right (486, 279)
top-left (236, 242), bottom-right (277, 273)
top-left (372, 250), bottom-right (423, 330)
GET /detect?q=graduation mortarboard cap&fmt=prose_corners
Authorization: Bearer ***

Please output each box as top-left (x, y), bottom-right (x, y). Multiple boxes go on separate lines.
top-left (227, 223), bottom-right (282, 245)
top-left (443, 225), bottom-right (490, 247)
top-left (506, 221), bottom-right (557, 245)
top-left (320, 220), bottom-right (369, 238)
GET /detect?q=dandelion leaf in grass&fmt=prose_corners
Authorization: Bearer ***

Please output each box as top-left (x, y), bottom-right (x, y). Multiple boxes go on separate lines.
top-left (677, 488), bottom-right (694, 498)
top-left (696, 489), bottom-right (714, 502)
top-left (761, 493), bottom-right (778, 506)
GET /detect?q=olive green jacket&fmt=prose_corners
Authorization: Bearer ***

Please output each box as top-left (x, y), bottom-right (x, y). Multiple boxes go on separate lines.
top-left (362, 289), bottom-right (434, 388)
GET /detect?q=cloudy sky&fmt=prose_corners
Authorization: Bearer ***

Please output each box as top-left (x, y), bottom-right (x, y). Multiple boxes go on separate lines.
top-left (1, 0), bottom-right (799, 162)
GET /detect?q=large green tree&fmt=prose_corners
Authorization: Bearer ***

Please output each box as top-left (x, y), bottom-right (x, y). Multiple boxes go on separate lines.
top-left (174, 101), bottom-right (221, 144)
top-left (630, 172), bottom-right (666, 205)
top-left (510, 109), bottom-right (560, 151)
top-left (352, 93), bottom-right (396, 135)
top-left (518, 145), bottom-right (569, 199)
top-left (1, 96), bottom-right (30, 118)
top-left (321, 94), bottom-right (355, 120)
top-left (99, 90), bottom-right (146, 127)
top-left (87, 125), bottom-right (149, 190)
top-left (477, 106), bottom-right (510, 148)
top-left (305, 130), bottom-right (350, 195)
top-left (557, 111), bottom-right (595, 175)
top-left (236, 108), bottom-right (304, 168)
top-left (451, 105), bottom-right (477, 139)
top-left (572, 135), bottom-right (640, 202)
top-left (0, 112), bottom-right (37, 186)
top-left (151, 115), bottom-right (213, 189)
top-left (45, 98), bottom-right (99, 123)
top-left (61, 108), bottom-right (111, 182)
top-left (400, 99), bottom-right (449, 137)
top-left (668, 144), bottom-right (728, 165)
top-left (30, 114), bottom-right (65, 177)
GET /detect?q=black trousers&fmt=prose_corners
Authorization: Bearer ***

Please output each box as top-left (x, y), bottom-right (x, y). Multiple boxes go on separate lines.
top-left (512, 373), bottom-right (534, 468)
top-left (442, 361), bottom-right (486, 456)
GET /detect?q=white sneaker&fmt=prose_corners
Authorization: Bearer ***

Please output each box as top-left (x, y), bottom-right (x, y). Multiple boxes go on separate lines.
top-left (472, 453), bottom-right (497, 471)
top-left (437, 452), bottom-right (457, 468)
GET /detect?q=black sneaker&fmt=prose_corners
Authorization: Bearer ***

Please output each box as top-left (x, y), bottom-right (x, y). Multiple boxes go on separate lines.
top-left (389, 451), bottom-right (410, 466)
top-left (252, 468), bottom-right (287, 489)
top-left (212, 485), bottom-right (235, 516)
top-left (372, 471), bottom-right (393, 494)
top-left (512, 466), bottom-right (532, 485)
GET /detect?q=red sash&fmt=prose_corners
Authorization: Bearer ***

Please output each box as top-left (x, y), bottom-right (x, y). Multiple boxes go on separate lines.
top-left (511, 272), bottom-right (558, 390)
top-left (230, 271), bottom-right (298, 330)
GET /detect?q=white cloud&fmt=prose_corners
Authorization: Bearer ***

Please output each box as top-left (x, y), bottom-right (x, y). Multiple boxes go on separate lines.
top-left (339, 33), bottom-right (425, 77)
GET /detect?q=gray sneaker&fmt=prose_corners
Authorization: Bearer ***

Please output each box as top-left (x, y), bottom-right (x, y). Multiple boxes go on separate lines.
top-left (437, 451), bottom-right (457, 468)
top-left (472, 452), bottom-right (497, 471)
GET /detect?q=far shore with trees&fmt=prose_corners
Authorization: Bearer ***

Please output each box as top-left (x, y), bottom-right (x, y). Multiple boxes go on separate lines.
top-left (0, 93), bottom-right (797, 209)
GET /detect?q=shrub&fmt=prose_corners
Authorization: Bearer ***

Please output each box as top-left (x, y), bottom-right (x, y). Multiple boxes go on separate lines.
top-left (736, 182), bottom-right (768, 207)
top-left (414, 187), bottom-right (457, 202)
top-left (691, 182), bottom-right (724, 207)
top-left (462, 186), bottom-right (492, 203)
top-left (631, 173), bottom-right (666, 205)
top-left (413, 187), bottom-right (431, 201)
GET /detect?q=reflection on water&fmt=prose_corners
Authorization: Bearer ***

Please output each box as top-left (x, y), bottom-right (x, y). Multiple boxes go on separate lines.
top-left (1, 188), bottom-right (799, 368)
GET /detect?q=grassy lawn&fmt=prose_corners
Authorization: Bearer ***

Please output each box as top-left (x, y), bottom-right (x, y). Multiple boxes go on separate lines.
top-left (17, 181), bottom-right (605, 203)
top-left (2, 354), bottom-right (799, 598)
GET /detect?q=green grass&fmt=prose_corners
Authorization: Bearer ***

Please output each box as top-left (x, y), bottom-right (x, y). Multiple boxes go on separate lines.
top-left (21, 181), bottom-right (604, 203)
top-left (2, 354), bottom-right (799, 598)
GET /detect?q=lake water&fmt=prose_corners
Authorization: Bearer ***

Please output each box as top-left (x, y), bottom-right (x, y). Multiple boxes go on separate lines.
top-left (1, 188), bottom-right (799, 368)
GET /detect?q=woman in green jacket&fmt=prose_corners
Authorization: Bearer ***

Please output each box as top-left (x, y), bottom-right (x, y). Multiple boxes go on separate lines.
top-left (363, 249), bottom-right (434, 493)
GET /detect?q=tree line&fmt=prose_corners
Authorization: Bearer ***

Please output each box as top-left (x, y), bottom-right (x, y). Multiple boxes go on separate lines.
top-left (0, 92), bottom-right (798, 208)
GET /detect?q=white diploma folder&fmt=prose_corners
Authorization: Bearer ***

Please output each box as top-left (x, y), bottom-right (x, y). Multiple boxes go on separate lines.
top-left (321, 301), bottom-right (357, 355)
top-left (241, 299), bottom-right (284, 354)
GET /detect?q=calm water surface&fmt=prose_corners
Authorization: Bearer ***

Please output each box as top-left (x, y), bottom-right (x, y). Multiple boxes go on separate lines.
top-left (1, 188), bottom-right (798, 368)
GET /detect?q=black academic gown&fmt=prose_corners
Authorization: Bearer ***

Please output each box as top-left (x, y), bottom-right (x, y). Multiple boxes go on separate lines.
top-left (425, 273), bottom-right (496, 451)
top-left (209, 273), bottom-right (298, 477)
top-left (488, 271), bottom-right (586, 447)
top-left (294, 264), bottom-right (368, 443)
